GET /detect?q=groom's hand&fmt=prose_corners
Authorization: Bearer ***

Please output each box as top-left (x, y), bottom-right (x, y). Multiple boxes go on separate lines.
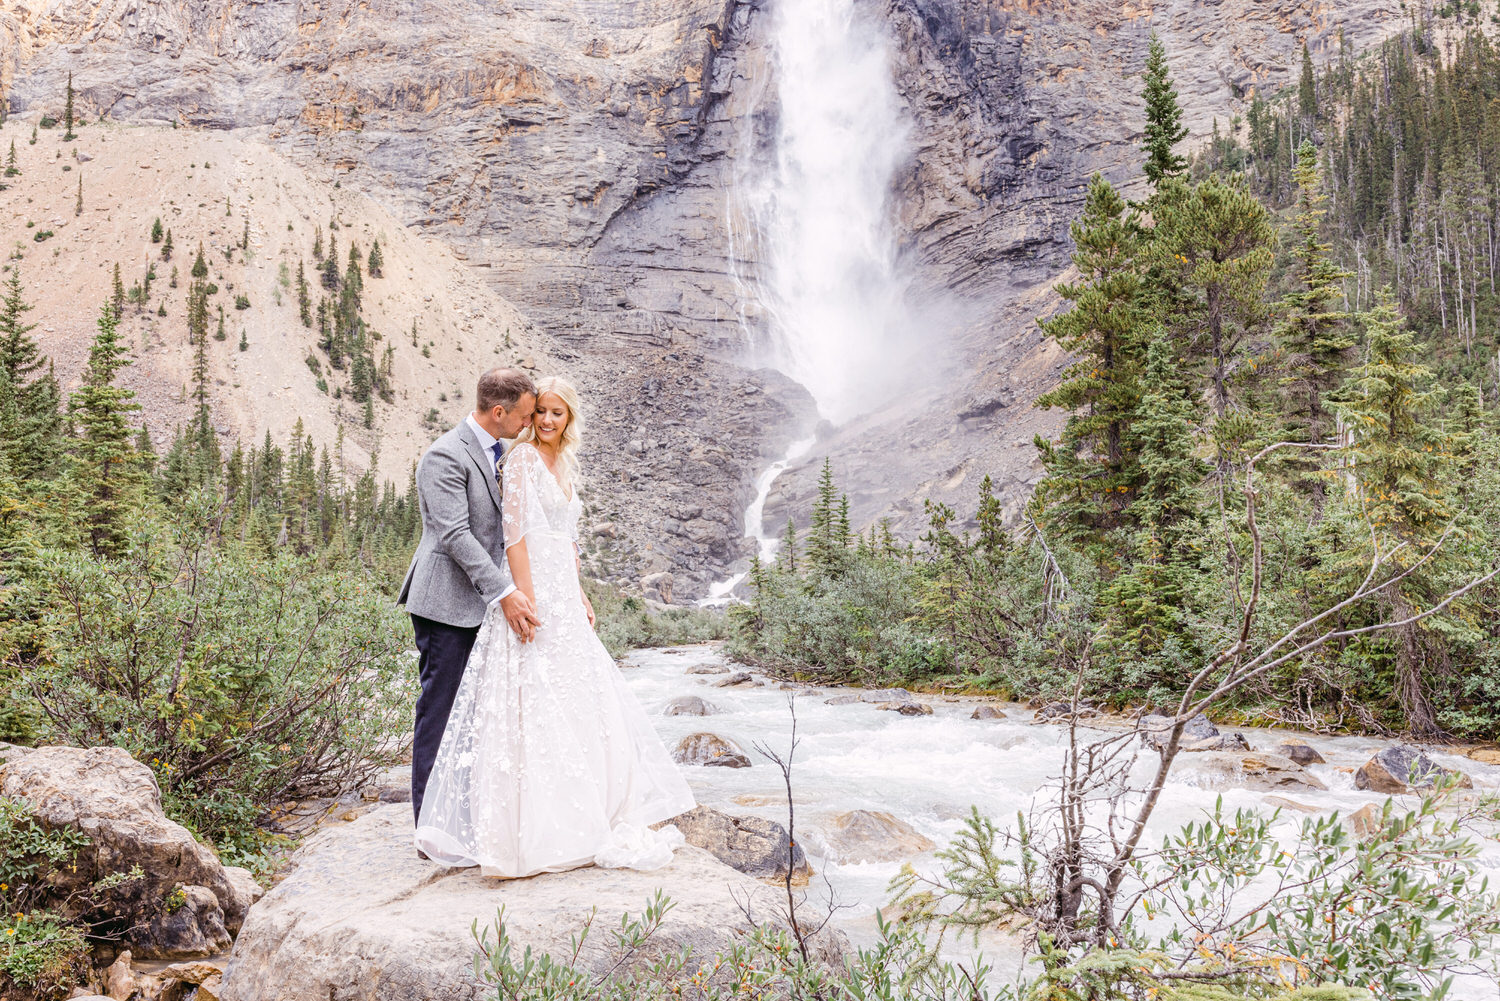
top-left (501, 590), bottom-right (541, 642)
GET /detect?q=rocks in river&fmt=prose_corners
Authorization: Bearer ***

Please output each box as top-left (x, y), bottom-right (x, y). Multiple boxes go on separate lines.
top-left (687, 664), bottom-right (730, 675)
top-left (1464, 747), bottom-right (1500, 766)
top-left (860, 688), bottom-right (913, 703)
top-left (970, 705), bottom-right (1006, 720)
top-left (672, 733), bottom-right (751, 768)
top-left (1181, 732), bottom-right (1252, 752)
top-left (1346, 803), bottom-right (1385, 840)
top-left (1138, 713), bottom-right (1219, 750)
top-left (667, 806), bottom-right (809, 883)
top-left (0, 745), bottom-right (263, 959)
top-left (1033, 701), bottom-right (1101, 724)
top-left (824, 694), bottom-right (862, 706)
top-left (663, 695), bottom-right (722, 717)
top-left (1178, 751), bottom-right (1327, 792)
top-left (221, 804), bottom-right (810, 1001)
top-left (875, 701), bottom-right (933, 716)
top-left (713, 672), bottom-right (753, 688)
top-left (1272, 740), bottom-right (1325, 766)
top-left (105, 951), bottom-right (136, 1000)
top-left (1354, 746), bottom-right (1472, 794)
top-left (821, 811), bottom-right (935, 863)
top-left (1262, 795), bottom-right (1321, 814)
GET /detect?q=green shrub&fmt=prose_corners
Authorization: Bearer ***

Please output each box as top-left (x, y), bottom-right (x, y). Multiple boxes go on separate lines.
top-left (0, 911), bottom-right (88, 1001)
top-left (233, 294), bottom-right (250, 310)
top-left (8, 504), bottom-right (416, 850)
top-left (583, 579), bottom-right (725, 660)
top-left (29, 231), bottom-right (51, 244)
top-left (0, 798), bottom-right (94, 1001)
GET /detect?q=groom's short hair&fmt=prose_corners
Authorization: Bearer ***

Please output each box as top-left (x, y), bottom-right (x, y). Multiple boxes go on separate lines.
top-left (477, 368), bottom-right (536, 413)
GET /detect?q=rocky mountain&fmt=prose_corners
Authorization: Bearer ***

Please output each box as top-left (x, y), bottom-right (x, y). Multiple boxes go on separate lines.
top-left (0, 0), bottom-right (1419, 598)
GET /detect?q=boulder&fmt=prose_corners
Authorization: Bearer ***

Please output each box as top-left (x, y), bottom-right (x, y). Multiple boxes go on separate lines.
top-left (1272, 740), bottom-right (1325, 766)
top-left (220, 804), bottom-right (814, 1001)
top-left (713, 672), bottom-right (753, 688)
top-left (1138, 713), bottom-right (1219, 751)
top-left (1033, 701), bottom-right (1101, 724)
top-left (1262, 795), bottom-right (1321, 814)
top-left (1464, 747), bottom-right (1500, 766)
top-left (360, 764), bottom-right (413, 803)
top-left (1179, 751), bottom-right (1327, 792)
top-left (823, 694), bottom-right (862, 706)
top-left (875, 701), bottom-right (933, 716)
top-left (0, 742), bottom-right (32, 766)
top-left (686, 664), bottom-right (730, 675)
top-left (970, 705), bottom-right (1006, 720)
top-left (662, 696), bottom-right (722, 717)
top-left (1346, 803), bottom-right (1385, 840)
top-left (1181, 732), bottom-right (1252, 752)
top-left (160, 960), bottom-right (225, 984)
top-left (859, 688), bottom-right (913, 703)
top-left (104, 951), bottom-right (135, 1001)
top-left (672, 733), bottom-right (751, 768)
top-left (1354, 746), bottom-right (1472, 794)
top-left (0, 746), bottom-right (265, 959)
top-left (666, 806), bottom-right (809, 883)
top-left (821, 811), bottom-right (935, 863)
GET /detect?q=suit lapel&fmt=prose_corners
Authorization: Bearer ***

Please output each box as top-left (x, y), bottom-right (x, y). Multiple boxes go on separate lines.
top-left (457, 423), bottom-right (503, 511)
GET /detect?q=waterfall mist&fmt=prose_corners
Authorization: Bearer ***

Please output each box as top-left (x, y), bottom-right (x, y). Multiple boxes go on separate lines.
top-left (740, 0), bottom-right (920, 425)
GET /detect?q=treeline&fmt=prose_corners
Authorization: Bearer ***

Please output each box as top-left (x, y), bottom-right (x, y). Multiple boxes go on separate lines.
top-left (734, 32), bottom-right (1500, 739)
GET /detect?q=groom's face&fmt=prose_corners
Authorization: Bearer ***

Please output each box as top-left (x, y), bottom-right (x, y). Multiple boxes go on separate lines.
top-left (495, 394), bottom-right (537, 439)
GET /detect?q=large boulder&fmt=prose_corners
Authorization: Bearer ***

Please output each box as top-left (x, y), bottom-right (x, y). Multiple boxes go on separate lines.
top-left (1272, 740), bottom-right (1326, 766)
top-left (875, 701), bottom-right (932, 716)
top-left (1139, 713), bottom-right (1219, 751)
top-left (221, 804), bottom-right (812, 1001)
top-left (1354, 746), bottom-right (1472, 794)
top-left (662, 696), bottom-right (722, 717)
top-left (970, 705), bottom-right (1006, 720)
top-left (666, 805), bottom-right (809, 883)
top-left (1177, 751), bottom-right (1327, 792)
top-left (820, 811), bottom-right (935, 863)
top-left (672, 733), bottom-right (751, 769)
top-left (0, 746), bottom-right (263, 959)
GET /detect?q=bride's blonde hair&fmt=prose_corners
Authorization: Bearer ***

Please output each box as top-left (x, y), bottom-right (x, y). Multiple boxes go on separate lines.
top-left (517, 376), bottom-right (584, 489)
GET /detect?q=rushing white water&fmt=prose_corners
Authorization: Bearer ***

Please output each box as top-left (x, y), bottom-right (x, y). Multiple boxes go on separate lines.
top-left (624, 646), bottom-right (1500, 992)
top-left (699, 436), bottom-right (818, 605)
top-left (742, 0), bottom-right (916, 424)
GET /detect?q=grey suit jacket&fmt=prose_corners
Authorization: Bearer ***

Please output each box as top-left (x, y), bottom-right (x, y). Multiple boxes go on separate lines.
top-left (398, 423), bottom-right (514, 628)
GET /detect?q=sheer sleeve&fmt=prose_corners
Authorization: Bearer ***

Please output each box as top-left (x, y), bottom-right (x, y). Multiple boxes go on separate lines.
top-left (501, 444), bottom-right (550, 549)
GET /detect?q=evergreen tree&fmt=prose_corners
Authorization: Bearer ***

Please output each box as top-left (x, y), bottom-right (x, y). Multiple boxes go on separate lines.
top-left (1141, 33), bottom-right (1189, 186)
top-left (0, 270), bottom-right (62, 482)
top-left (322, 233), bottom-right (339, 290)
top-left (215, 304), bottom-right (226, 342)
top-left (161, 228), bottom-right (174, 261)
top-left (1277, 140), bottom-right (1355, 516)
top-left (1033, 174), bottom-right (1151, 546)
top-left (191, 243), bottom-right (208, 279)
top-left (150, 217), bottom-right (163, 243)
top-left (111, 262), bottom-right (125, 319)
top-left (1298, 43), bottom-right (1318, 121)
top-left (63, 71), bottom-right (77, 141)
top-left (242, 218), bottom-right (250, 251)
top-left (806, 458), bottom-right (849, 572)
top-left (238, 327), bottom-right (248, 352)
top-left (778, 518), bottom-right (798, 575)
top-left (67, 303), bottom-right (141, 556)
top-left (297, 260), bottom-right (311, 327)
top-left (74, 174), bottom-right (82, 217)
top-left (313, 224), bottom-right (323, 261)
top-left (367, 238), bottom-right (383, 277)
top-left (4, 140), bottom-right (18, 177)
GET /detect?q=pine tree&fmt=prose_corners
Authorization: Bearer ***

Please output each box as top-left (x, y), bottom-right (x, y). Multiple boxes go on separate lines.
top-left (4, 140), bottom-right (18, 177)
top-left (242, 218), bottom-right (250, 250)
top-left (191, 243), bottom-right (208, 279)
top-left (215, 304), bottom-right (226, 342)
top-left (806, 458), bottom-right (846, 572)
top-left (150, 217), bottom-right (163, 243)
top-left (1033, 174), bottom-right (1151, 545)
top-left (161, 228), bottom-right (174, 261)
top-left (367, 238), bottom-right (383, 277)
top-left (322, 233), bottom-right (339, 290)
top-left (297, 260), bottom-right (311, 327)
top-left (1277, 140), bottom-right (1354, 516)
top-left (157, 299), bottom-right (166, 317)
top-left (62, 72), bottom-right (77, 141)
top-left (313, 225), bottom-right (323, 261)
top-left (74, 174), bottom-right (82, 217)
top-left (0, 269), bottom-right (61, 482)
top-left (362, 394), bottom-right (375, 429)
top-left (1298, 43), bottom-right (1318, 121)
top-left (1141, 32), bottom-right (1189, 186)
top-left (111, 262), bottom-right (125, 319)
top-left (67, 302), bottom-right (141, 556)
top-left (777, 518), bottom-right (798, 575)
top-left (238, 327), bottom-right (248, 352)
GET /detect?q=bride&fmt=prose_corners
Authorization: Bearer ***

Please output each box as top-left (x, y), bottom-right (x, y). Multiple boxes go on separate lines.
top-left (414, 376), bottom-right (696, 877)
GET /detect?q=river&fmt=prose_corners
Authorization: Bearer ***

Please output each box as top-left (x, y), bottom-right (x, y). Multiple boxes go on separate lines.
top-left (621, 644), bottom-right (1500, 994)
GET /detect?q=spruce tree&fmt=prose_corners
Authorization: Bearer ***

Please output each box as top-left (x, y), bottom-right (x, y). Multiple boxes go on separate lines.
top-left (4, 140), bottom-right (18, 177)
top-left (297, 260), bottom-right (312, 327)
top-left (1141, 32), bottom-right (1189, 186)
top-left (238, 327), bottom-right (248, 352)
top-left (74, 174), bottom-right (82, 216)
top-left (67, 302), bottom-right (141, 556)
top-left (1034, 174), bottom-right (1151, 545)
top-left (322, 233), bottom-right (339, 290)
top-left (777, 518), bottom-right (798, 575)
top-left (367, 238), bottom-right (383, 277)
top-left (1277, 140), bottom-right (1354, 516)
top-left (161, 228), bottom-right (174, 261)
top-left (1298, 43), bottom-right (1317, 121)
top-left (215, 304), bottom-right (227, 342)
top-left (111, 262), bottom-right (125, 319)
top-left (63, 72), bottom-right (77, 141)
top-left (150, 217), bottom-right (163, 243)
top-left (191, 243), bottom-right (208, 279)
top-left (0, 269), bottom-right (61, 482)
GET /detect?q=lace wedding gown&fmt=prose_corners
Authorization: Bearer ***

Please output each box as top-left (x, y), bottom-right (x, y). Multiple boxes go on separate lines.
top-left (413, 443), bottom-right (696, 877)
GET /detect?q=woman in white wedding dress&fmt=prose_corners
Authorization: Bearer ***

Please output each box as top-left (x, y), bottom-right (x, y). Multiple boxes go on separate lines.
top-left (414, 377), bottom-right (696, 877)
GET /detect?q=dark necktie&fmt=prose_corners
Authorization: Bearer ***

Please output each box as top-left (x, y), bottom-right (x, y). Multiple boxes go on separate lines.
top-left (491, 442), bottom-right (504, 493)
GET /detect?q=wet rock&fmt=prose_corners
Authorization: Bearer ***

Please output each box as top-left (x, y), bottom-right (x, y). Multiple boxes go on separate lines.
top-left (1262, 795), bottom-right (1321, 814)
top-left (875, 701), bottom-right (933, 716)
top-left (713, 672), bottom-right (753, 688)
top-left (1034, 701), bottom-right (1101, 723)
top-left (1346, 803), bottom-right (1385, 840)
top-left (666, 805), bottom-right (808, 883)
top-left (1181, 732), bottom-right (1252, 752)
top-left (824, 694), bottom-right (862, 706)
top-left (104, 951), bottom-right (135, 1001)
top-left (672, 733), bottom-right (751, 768)
top-left (970, 705), bottom-right (1006, 720)
top-left (821, 811), bottom-right (935, 863)
top-left (1139, 713), bottom-right (1219, 751)
top-left (662, 695), bottom-right (721, 717)
top-left (0, 746), bottom-right (263, 959)
top-left (1354, 746), bottom-right (1471, 794)
top-left (360, 764), bottom-right (412, 803)
top-left (220, 804), bottom-right (810, 1000)
top-left (1464, 747), bottom-right (1500, 766)
top-left (687, 664), bottom-right (730, 675)
top-left (1272, 740), bottom-right (1325, 766)
top-left (160, 960), bottom-right (225, 984)
top-left (1182, 751), bottom-right (1327, 792)
top-left (860, 688), bottom-right (913, 703)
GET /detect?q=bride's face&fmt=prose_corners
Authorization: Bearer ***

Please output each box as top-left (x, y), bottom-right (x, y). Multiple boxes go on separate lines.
top-left (533, 392), bottom-right (570, 446)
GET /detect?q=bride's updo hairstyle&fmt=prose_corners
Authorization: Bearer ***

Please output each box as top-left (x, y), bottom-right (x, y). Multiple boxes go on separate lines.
top-left (517, 375), bottom-right (584, 489)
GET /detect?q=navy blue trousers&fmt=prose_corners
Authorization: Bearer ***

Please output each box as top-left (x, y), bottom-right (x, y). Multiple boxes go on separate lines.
top-left (409, 613), bottom-right (481, 825)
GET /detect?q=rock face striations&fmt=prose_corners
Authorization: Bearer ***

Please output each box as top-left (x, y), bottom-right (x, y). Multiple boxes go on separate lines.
top-left (0, 0), bottom-right (1412, 595)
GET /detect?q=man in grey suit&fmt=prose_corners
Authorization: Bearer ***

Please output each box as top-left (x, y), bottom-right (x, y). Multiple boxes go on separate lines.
top-left (399, 368), bottom-right (541, 834)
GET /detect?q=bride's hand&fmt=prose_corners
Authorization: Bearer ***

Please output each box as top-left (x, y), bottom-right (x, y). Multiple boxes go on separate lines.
top-left (581, 590), bottom-right (596, 629)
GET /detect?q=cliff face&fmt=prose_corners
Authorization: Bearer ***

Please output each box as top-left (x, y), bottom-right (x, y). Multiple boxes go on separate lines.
top-left (0, 0), bottom-right (1416, 595)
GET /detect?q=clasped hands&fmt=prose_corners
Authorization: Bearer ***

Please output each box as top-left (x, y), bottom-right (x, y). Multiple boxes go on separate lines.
top-left (499, 588), bottom-right (596, 642)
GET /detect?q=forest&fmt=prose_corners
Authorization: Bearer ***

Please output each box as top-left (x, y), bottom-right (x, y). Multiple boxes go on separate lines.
top-left (733, 24), bottom-right (1500, 741)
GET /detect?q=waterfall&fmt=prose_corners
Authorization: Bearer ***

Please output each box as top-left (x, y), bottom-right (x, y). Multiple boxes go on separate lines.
top-left (744, 0), bottom-right (915, 424)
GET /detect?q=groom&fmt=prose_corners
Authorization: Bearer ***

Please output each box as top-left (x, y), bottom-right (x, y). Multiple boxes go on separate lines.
top-left (399, 367), bottom-right (542, 831)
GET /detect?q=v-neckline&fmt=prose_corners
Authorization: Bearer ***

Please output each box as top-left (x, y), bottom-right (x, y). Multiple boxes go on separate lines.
top-left (532, 446), bottom-right (574, 502)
